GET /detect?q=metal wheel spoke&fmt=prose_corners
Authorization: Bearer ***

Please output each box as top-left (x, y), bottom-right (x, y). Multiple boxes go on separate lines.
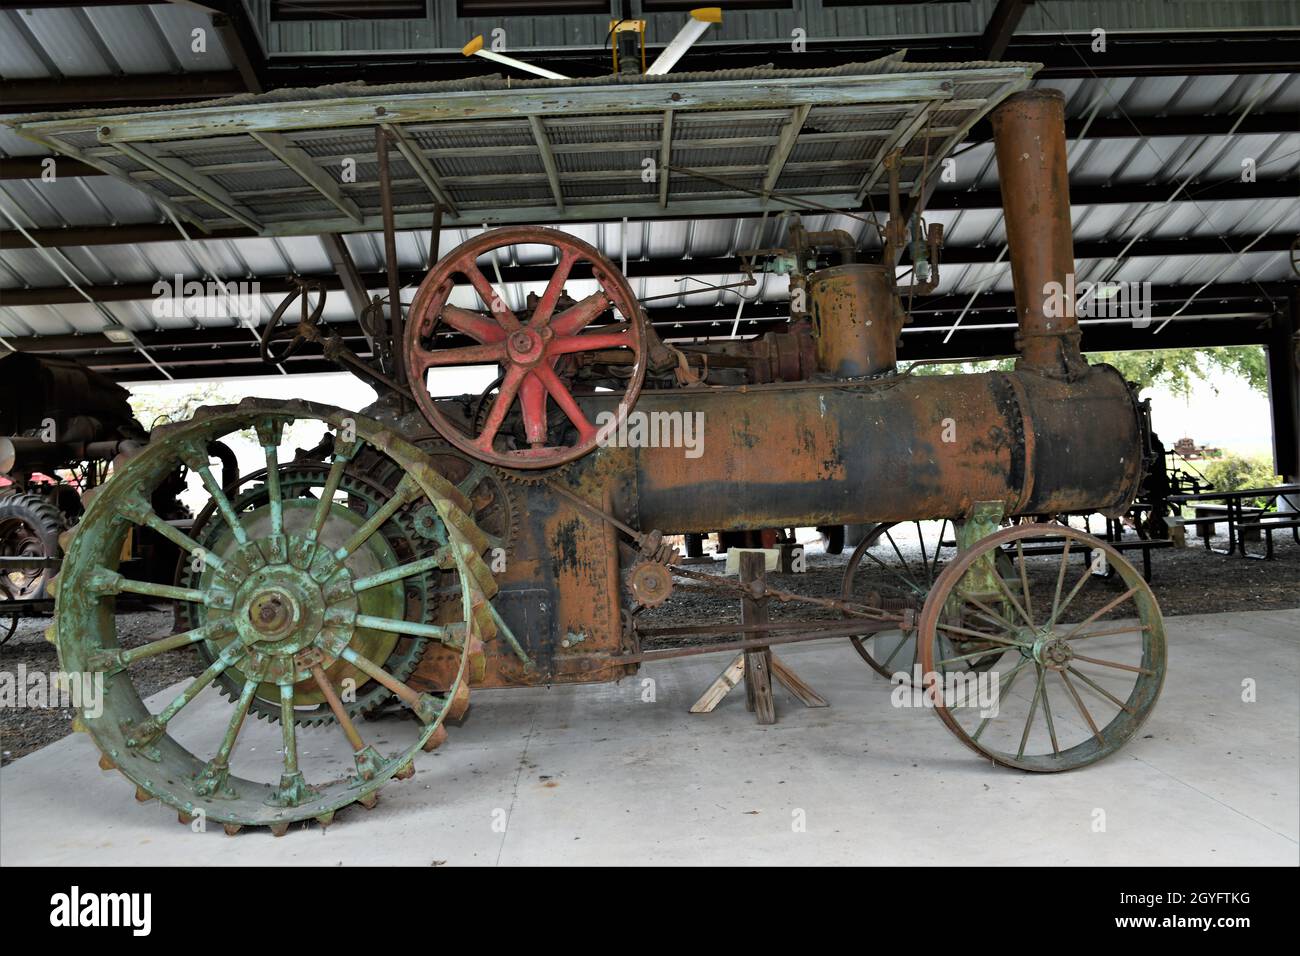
top-left (1059, 668), bottom-right (1106, 744)
top-left (351, 614), bottom-right (450, 642)
top-left (461, 262), bottom-right (520, 330)
top-left (308, 441), bottom-right (362, 542)
top-left (1071, 652), bottom-right (1155, 676)
top-left (335, 473), bottom-right (421, 560)
top-left (551, 291), bottom-right (612, 336)
top-left (261, 443), bottom-right (283, 538)
top-left (1066, 665), bottom-right (1138, 715)
top-left (122, 497), bottom-right (225, 573)
top-left (963, 594), bottom-right (1020, 632)
top-left (309, 662), bottom-right (368, 754)
top-left (1015, 540), bottom-right (1034, 623)
top-left (1051, 551), bottom-right (1104, 627)
top-left (1039, 667), bottom-right (1060, 756)
top-left (194, 462), bottom-right (248, 546)
top-left (528, 248), bottom-right (578, 329)
top-left (533, 363), bottom-right (597, 441)
top-left (442, 304), bottom-right (509, 343)
top-left (351, 552), bottom-right (447, 592)
top-left (93, 569), bottom-right (209, 604)
top-left (915, 521), bottom-right (930, 581)
top-left (860, 545), bottom-right (924, 596)
top-left (1062, 586), bottom-right (1139, 640)
top-left (548, 327), bottom-right (634, 356)
top-left (110, 622), bottom-right (220, 668)
top-left (518, 372), bottom-right (549, 445)
top-left (990, 569), bottom-right (1033, 628)
top-left (1050, 536), bottom-right (1072, 623)
top-left (938, 645), bottom-right (1015, 668)
top-left (475, 364), bottom-right (527, 449)
top-left (212, 678), bottom-right (257, 769)
top-left (1069, 624), bottom-right (1150, 641)
top-left (883, 530), bottom-right (921, 591)
top-left (153, 647), bottom-right (242, 729)
top-left (930, 519), bottom-right (949, 580)
top-left (417, 340), bottom-right (507, 369)
top-left (337, 645), bottom-right (436, 719)
top-left (279, 682), bottom-right (301, 777)
top-left (879, 630), bottom-right (909, 671)
top-left (934, 621), bottom-right (1023, 646)
top-left (971, 657), bottom-right (1031, 741)
top-left (1017, 666), bottom-right (1044, 759)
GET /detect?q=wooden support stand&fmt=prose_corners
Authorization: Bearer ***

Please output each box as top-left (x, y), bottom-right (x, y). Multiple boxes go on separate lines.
top-left (689, 551), bottom-right (828, 723)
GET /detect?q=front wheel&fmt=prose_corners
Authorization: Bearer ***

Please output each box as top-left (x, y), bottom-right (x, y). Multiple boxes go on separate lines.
top-left (917, 524), bottom-right (1166, 772)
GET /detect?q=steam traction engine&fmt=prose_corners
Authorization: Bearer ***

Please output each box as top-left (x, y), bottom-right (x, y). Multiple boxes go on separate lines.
top-left (44, 88), bottom-right (1165, 833)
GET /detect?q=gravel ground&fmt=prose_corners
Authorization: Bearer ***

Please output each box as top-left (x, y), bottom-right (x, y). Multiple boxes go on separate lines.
top-left (1, 609), bottom-right (193, 766)
top-left (2, 525), bottom-right (1295, 764)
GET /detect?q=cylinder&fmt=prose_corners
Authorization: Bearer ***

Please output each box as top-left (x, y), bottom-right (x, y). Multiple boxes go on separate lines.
top-left (615, 366), bottom-right (1143, 531)
top-left (808, 263), bottom-right (901, 378)
top-left (991, 89), bottom-right (1088, 378)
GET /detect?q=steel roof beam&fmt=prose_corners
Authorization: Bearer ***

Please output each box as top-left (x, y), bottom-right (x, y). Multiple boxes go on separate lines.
top-left (4, 233), bottom-right (1294, 306)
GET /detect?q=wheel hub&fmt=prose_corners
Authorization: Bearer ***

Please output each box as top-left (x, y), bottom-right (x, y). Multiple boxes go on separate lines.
top-left (223, 545), bottom-right (350, 674)
top-left (506, 328), bottom-right (546, 366)
top-left (248, 589), bottom-right (300, 640)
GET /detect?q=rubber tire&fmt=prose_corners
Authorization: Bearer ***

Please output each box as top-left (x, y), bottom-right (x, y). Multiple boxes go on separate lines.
top-left (0, 492), bottom-right (64, 601)
top-left (684, 533), bottom-right (705, 559)
top-left (820, 524), bottom-right (845, 555)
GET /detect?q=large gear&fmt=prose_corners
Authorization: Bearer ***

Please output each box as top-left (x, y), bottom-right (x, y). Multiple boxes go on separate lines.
top-left (178, 464), bottom-right (439, 727)
top-left (356, 437), bottom-right (523, 554)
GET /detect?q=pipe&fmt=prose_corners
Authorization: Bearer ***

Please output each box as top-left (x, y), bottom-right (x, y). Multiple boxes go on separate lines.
top-left (991, 89), bottom-right (1089, 379)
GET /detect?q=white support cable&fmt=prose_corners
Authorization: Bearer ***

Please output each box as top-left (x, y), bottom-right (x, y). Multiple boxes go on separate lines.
top-left (1153, 200), bottom-right (1298, 333)
top-left (646, 9), bottom-right (721, 76)
top-left (942, 244), bottom-right (1008, 344)
top-left (161, 206), bottom-right (286, 375)
top-left (1034, 2), bottom-right (1286, 310)
top-left (0, 196), bottom-right (173, 380)
top-left (461, 36), bottom-right (569, 79)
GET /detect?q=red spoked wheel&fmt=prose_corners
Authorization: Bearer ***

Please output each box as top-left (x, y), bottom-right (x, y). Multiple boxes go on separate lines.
top-left (405, 227), bottom-right (647, 470)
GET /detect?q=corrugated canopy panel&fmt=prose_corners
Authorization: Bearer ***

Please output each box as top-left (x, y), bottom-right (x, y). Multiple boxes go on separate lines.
top-left (6, 57), bottom-right (1034, 237)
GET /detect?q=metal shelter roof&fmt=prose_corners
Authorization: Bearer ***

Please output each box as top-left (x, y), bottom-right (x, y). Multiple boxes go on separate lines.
top-left (6, 58), bottom-right (1033, 235)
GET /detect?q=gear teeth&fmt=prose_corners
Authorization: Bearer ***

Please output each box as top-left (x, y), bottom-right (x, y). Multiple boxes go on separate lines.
top-left (467, 636), bottom-right (487, 683)
top-left (357, 792), bottom-right (379, 810)
top-left (134, 786), bottom-right (153, 803)
top-left (97, 753), bottom-right (116, 771)
top-left (394, 760), bottom-right (415, 780)
top-left (315, 811), bottom-right (335, 828)
top-left (269, 822), bottom-right (290, 838)
top-left (422, 725), bottom-right (448, 752)
top-left (223, 823), bottom-right (242, 837)
top-left (447, 682), bottom-right (471, 722)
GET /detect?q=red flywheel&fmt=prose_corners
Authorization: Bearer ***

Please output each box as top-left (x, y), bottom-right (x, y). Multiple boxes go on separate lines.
top-left (405, 227), bottom-right (647, 470)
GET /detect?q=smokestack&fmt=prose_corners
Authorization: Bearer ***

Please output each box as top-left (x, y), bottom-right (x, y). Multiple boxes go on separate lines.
top-left (991, 89), bottom-right (1089, 379)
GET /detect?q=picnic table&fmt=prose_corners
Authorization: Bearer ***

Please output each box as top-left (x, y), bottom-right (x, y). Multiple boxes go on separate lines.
top-left (1169, 484), bottom-right (1300, 559)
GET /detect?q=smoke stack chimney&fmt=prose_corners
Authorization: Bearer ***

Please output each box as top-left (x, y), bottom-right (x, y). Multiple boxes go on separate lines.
top-left (991, 89), bottom-right (1089, 379)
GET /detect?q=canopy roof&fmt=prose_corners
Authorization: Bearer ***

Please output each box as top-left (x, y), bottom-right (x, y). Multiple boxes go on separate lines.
top-left (7, 56), bottom-right (1035, 237)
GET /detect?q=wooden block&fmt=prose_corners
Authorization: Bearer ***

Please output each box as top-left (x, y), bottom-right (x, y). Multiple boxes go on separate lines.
top-left (689, 654), bottom-right (745, 714)
top-left (771, 654), bottom-right (829, 708)
top-left (744, 648), bottom-right (776, 725)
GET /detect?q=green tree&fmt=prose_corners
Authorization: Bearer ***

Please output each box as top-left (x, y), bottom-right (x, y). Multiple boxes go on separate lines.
top-left (1203, 454), bottom-right (1282, 507)
top-left (128, 382), bottom-right (233, 433)
top-left (1087, 345), bottom-right (1267, 397)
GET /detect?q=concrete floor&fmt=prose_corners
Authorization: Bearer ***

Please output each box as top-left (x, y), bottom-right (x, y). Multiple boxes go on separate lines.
top-left (1, 609), bottom-right (1296, 866)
